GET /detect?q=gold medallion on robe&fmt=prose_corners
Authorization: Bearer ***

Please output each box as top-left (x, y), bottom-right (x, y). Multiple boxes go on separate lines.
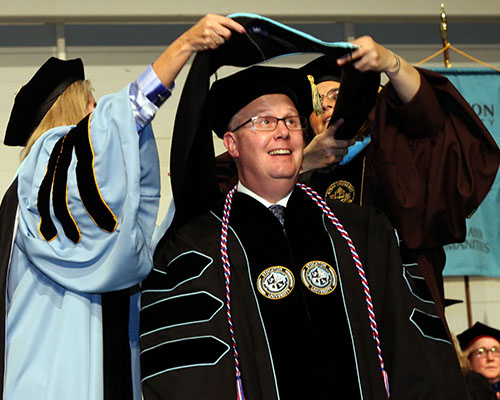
top-left (325, 180), bottom-right (355, 203)
top-left (301, 261), bottom-right (337, 295)
top-left (257, 266), bottom-right (295, 300)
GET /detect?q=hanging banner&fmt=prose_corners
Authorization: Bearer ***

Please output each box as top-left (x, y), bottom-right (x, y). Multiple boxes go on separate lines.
top-left (431, 68), bottom-right (500, 277)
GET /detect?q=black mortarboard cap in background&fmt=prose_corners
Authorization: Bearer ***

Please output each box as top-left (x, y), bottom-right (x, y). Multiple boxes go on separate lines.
top-left (299, 55), bottom-right (380, 140)
top-left (209, 65), bottom-right (312, 138)
top-left (4, 57), bottom-right (85, 147)
top-left (299, 55), bottom-right (341, 83)
top-left (457, 322), bottom-right (500, 350)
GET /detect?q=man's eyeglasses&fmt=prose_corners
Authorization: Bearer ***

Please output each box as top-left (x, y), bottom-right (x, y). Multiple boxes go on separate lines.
top-left (469, 347), bottom-right (500, 359)
top-left (320, 88), bottom-right (339, 105)
top-left (233, 116), bottom-right (308, 132)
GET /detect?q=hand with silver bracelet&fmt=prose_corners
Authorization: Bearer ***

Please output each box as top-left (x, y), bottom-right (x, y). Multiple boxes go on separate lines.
top-left (337, 35), bottom-right (420, 104)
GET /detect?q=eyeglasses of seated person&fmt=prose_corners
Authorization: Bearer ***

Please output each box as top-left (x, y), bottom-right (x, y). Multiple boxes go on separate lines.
top-left (469, 346), bottom-right (500, 359)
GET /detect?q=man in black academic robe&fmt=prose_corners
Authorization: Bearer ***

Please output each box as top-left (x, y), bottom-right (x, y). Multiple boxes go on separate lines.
top-left (140, 64), bottom-right (469, 399)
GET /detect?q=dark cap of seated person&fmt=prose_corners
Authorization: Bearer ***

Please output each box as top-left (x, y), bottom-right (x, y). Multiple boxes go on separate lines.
top-left (208, 65), bottom-right (313, 138)
top-left (457, 322), bottom-right (500, 351)
top-left (5, 57), bottom-right (85, 147)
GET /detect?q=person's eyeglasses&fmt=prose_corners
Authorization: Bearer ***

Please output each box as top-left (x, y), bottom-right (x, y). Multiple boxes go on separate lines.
top-left (469, 347), bottom-right (500, 359)
top-left (320, 88), bottom-right (339, 105)
top-left (233, 116), bottom-right (308, 132)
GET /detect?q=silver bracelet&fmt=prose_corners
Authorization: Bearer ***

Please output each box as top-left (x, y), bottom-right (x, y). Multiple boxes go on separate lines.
top-left (387, 51), bottom-right (401, 74)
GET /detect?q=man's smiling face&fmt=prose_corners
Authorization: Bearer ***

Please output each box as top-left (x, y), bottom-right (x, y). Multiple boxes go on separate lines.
top-left (224, 94), bottom-right (305, 196)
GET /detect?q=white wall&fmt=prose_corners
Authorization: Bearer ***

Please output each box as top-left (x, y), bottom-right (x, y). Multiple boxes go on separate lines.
top-left (2, 0), bottom-right (499, 22)
top-left (445, 276), bottom-right (500, 336)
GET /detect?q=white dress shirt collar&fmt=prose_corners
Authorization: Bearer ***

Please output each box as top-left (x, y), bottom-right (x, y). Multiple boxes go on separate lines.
top-left (237, 181), bottom-right (292, 208)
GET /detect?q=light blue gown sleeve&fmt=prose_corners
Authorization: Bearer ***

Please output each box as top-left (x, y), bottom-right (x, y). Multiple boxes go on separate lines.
top-left (15, 84), bottom-right (161, 293)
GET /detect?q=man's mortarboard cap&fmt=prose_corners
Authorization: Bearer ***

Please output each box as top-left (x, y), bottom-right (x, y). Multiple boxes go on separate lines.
top-left (457, 322), bottom-right (500, 350)
top-left (299, 55), bottom-right (380, 140)
top-left (209, 65), bottom-right (312, 138)
top-left (4, 57), bottom-right (85, 147)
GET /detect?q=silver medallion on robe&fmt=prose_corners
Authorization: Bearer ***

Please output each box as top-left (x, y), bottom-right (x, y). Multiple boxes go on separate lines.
top-left (257, 266), bottom-right (295, 300)
top-left (301, 260), bottom-right (337, 295)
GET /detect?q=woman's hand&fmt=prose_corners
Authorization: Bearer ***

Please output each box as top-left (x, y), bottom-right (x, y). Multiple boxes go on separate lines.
top-left (301, 119), bottom-right (355, 173)
top-left (178, 14), bottom-right (246, 52)
top-left (337, 35), bottom-right (421, 104)
top-left (152, 14), bottom-right (246, 87)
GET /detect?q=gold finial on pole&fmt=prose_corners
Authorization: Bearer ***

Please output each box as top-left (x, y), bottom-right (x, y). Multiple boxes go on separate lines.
top-left (440, 3), bottom-right (452, 67)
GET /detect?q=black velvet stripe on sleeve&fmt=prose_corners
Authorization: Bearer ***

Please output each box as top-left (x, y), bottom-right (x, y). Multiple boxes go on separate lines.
top-left (38, 137), bottom-right (64, 241)
top-left (52, 134), bottom-right (81, 243)
top-left (141, 336), bottom-right (230, 382)
top-left (72, 115), bottom-right (117, 233)
top-left (140, 292), bottom-right (223, 337)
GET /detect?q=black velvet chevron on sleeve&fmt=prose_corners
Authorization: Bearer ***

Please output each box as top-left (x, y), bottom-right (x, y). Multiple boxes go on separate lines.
top-left (140, 250), bottom-right (229, 383)
top-left (141, 292), bottom-right (223, 337)
top-left (403, 265), bottom-right (435, 304)
top-left (410, 308), bottom-right (451, 344)
top-left (141, 336), bottom-right (230, 382)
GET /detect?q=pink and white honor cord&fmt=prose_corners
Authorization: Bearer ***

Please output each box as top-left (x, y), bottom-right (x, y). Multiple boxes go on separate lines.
top-left (220, 183), bottom-right (390, 400)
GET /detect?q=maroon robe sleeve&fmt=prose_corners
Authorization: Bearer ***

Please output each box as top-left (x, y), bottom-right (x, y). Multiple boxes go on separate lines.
top-left (368, 67), bottom-right (500, 250)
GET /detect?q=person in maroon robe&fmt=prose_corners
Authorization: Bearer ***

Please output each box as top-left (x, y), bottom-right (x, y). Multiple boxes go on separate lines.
top-left (296, 36), bottom-right (499, 322)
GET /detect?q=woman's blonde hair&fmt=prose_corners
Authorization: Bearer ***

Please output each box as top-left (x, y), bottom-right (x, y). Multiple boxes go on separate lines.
top-left (21, 79), bottom-right (92, 160)
top-left (452, 332), bottom-right (472, 373)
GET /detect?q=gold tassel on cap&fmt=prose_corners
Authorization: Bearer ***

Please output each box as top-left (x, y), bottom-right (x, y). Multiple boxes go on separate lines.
top-left (307, 75), bottom-right (322, 116)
